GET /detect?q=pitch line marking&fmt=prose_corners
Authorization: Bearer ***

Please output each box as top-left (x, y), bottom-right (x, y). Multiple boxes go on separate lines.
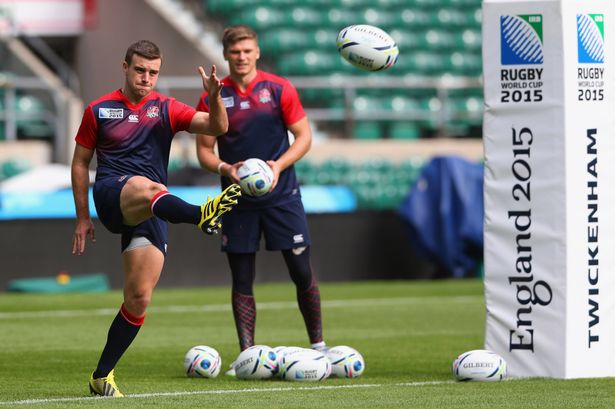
top-left (0, 296), bottom-right (481, 320)
top-left (0, 380), bottom-right (454, 406)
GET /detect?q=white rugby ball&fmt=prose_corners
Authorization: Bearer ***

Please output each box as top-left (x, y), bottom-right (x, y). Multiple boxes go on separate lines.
top-left (183, 345), bottom-right (221, 378)
top-left (234, 345), bottom-right (278, 379)
top-left (280, 349), bottom-right (331, 382)
top-left (326, 345), bottom-right (365, 378)
top-left (273, 346), bottom-right (305, 377)
top-left (237, 158), bottom-right (274, 197)
top-left (452, 349), bottom-right (507, 382)
top-left (336, 24), bottom-right (399, 71)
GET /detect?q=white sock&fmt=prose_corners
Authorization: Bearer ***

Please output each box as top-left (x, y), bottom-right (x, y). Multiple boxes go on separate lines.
top-left (311, 341), bottom-right (327, 350)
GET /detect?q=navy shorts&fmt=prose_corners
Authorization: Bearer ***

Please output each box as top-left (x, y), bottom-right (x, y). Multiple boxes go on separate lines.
top-left (93, 175), bottom-right (168, 256)
top-left (220, 198), bottom-right (311, 253)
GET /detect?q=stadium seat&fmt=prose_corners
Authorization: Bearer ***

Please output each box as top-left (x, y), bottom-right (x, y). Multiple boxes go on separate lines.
top-left (389, 122), bottom-right (420, 140)
top-left (353, 121), bottom-right (383, 139)
top-left (455, 29), bottom-right (482, 51)
top-left (362, 8), bottom-right (395, 30)
top-left (436, 8), bottom-right (472, 27)
top-left (295, 159), bottom-right (319, 185)
top-left (446, 52), bottom-right (483, 76)
top-left (418, 97), bottom-right (442, 130)
top-left (396, 157), bottom-right (426, 185)
top-left (319, 157), bottom-right (351, 184)
top-left (389, 29), bottom-right (419, 50)
top-left (16, 94), bottom-right (53, 139)
top-left (419, 29), bottom-right (456, 50)
top-left (229, 7), bottom-right (286, 30)
top-left (392, 8), bottom-right (434, 28)
top-left (275, 51), bottom-right (330, 76)
top-left (260, 28), bottom-right (310, 54)
top-left (398, 51), bottom-right (446, 75)
top-left (205, 0), bottom-right (260, 16)
top-left (326, 8), bottom-right (360, 29)
top-left (312, 28), bottom-right (338, 49)
top-left (286, 7), bottom-right (323, 28)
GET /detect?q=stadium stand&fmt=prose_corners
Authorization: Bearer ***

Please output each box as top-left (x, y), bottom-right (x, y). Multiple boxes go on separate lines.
top-left (202, 0), bottom-right (483, 140)
top-left (295, 156), bottom-right (427, 209)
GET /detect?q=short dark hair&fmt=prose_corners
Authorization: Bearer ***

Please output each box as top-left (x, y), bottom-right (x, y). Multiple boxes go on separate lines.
top-left (222, 25), bottom-right (258, 52)
top-left (124, 40), bottom-right (162, 65)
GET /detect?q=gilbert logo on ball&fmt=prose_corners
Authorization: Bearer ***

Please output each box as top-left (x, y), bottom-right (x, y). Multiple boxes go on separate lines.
top-left (336, 24), bottom-right (399, 71)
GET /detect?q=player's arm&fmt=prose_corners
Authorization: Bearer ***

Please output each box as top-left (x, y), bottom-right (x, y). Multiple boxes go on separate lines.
top-left (267, 116), bottom-right (312, 189)
top-left (188, 65), bottom-right (228, 136)
top-left (71, 143), bottom-right (96, 255)
top-left (196, 133), bottom-right (241, 183)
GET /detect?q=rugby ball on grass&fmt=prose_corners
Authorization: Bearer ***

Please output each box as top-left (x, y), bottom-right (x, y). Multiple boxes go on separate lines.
top-left (183, 345), bottom-right (221, 378)
top-left (273, 346), bottom-right (304, 377)
top-left (237, 158), bottom-right (274, 197)
top-left (452, 349), bottom-right (507, 382)
top-left (234, 345), bottom-right (278, 379)
top-left (280, 349), bottom-right (331, 382)
top-left (326, 345), bottom-right (365, 378)
top-left (336, 24), bottom-right (399, 71)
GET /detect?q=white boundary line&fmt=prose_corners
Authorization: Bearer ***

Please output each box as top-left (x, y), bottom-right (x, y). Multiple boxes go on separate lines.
top-left (0, 381), bottom-right (454, 406)
top-left (0, 296), bottom-right (480, 320)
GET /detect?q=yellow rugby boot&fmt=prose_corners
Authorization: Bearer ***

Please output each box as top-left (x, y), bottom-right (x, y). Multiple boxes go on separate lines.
top-left (199, 184), bottom-right (242, 234)
top-left (89, 369), bottom-right (124, 397)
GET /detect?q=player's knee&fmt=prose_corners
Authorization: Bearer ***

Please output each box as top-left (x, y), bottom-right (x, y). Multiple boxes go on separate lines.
top-left (124, 291), bottom-right (152, 316)
top-left (125, 176), bottom-right (166, 197)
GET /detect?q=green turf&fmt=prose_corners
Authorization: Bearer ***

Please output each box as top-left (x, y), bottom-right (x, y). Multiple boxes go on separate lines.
top-left (0, 280), bottom-right (613, 408)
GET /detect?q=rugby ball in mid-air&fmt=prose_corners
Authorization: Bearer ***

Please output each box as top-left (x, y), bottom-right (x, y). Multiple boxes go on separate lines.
top-left (183, 345), bottom-right (221, 378)
top-left (452, 349), bottom-right (507, 382)
top-left (234, 345), bottom-right (278, 379)
top-left (326, 345), bottom-right (365, 378)
top-left (237, 158), bottom-right (274, 197)
top-left (279, 349), bottom-right (331, 382)
top-left (336, 24), bottom-right (399, 71)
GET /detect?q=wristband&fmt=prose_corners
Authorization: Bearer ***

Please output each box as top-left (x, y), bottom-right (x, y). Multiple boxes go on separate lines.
top-left (217, 162), bottom-right (227, 175)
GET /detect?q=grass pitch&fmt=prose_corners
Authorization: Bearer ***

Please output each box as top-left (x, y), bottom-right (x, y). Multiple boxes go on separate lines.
top-left (0, 280), bottom-right (613, 408)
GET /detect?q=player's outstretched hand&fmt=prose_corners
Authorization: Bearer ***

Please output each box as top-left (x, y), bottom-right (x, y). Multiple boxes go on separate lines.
top-left (72, 218), bottom-right (96, 255)
top-left (198, 65), bottom-right (224, 97)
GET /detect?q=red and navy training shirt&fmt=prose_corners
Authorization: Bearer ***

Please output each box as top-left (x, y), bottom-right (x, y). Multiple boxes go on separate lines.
top-left (196, 70), bottom-right (306, 207)
top-left (75, 89), bottom-right (195, 185)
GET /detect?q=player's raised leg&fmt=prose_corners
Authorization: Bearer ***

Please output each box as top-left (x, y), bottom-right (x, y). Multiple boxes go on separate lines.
top-left (120, 175), bottom-right (241, 234)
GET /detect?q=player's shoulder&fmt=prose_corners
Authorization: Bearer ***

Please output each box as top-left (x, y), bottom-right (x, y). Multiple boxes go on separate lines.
top-left (257, 70), bottom-right (292, 87)
top-left (88, 89), bottom-right (124, 108)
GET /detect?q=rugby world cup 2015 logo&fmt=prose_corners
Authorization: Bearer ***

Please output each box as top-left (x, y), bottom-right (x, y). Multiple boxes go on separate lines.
top-left (501, 15), bottom-right (544, 65)
top-left (577, 14), bottom-right (604, 64)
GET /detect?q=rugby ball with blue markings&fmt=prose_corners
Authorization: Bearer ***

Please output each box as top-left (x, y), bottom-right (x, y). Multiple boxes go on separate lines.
top-left (326, 345), bottom-right (365, 378)
top-left (280, 349), bottom-right (331, 382)
top-left (336, 24), bottom-right (399, 71)
top-left (452, 349), bottom-right (507, 382)
top-left (237, 158), bottom-right (274, 197)
top-left (234, 345), bottom-right (278, 379)
top-left (184, 345), bottom-right (221, 378)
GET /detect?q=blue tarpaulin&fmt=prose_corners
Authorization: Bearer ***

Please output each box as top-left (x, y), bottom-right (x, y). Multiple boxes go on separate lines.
top-left (398, 156), bottom-right (484, 278)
